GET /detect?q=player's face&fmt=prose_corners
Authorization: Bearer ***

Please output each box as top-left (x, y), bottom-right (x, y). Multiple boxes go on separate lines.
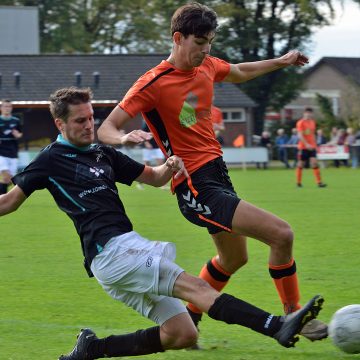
top-left (1, 102), bottom-right (12, 117)
top-left (303, 111), bottom-right (313, 120)
top-left (61, 102), bottom-right (95, 147)
top-left (179, 32), bottom-right (215, 69)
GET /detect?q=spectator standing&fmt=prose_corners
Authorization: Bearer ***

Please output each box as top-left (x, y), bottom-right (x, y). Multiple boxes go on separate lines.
top-left (336, 129), bottom-right (348, 167)
top-left (287, 128), bottom-right (299, 168)
top-left (275, 128), bottom-right (290, 168)
top-left (0, 99), bottom-right (23, 194)
top-left (316, 129), bottom-right (327, 146)
top-left (345, 127), bottom-right (358, 169)
top-left (257, 131), bottom-right (272, 169)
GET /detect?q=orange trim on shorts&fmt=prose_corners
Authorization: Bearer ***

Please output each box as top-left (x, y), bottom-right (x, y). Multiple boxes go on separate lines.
top-left (187, 177), bottom-right (198, 197)
top-left (198, 214), bottom-right (232, 233)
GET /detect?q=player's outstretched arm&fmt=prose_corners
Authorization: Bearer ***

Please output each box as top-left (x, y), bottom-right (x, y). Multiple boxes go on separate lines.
top-left (98, 106), bottom-right (152, 147)
top-left (136, 155), bottom-right (188, 187)
top-left (0, 185), bottom-right (27, 216)
top-left (224, 50), bottom-right (309, 83)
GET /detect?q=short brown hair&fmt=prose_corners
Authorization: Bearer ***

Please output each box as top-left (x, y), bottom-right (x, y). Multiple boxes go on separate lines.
top-left (49, 87), bottom-right (92, 122)
top-left (171, 2), bottom-right (218, 37)
top-left (304, 107), bottom-right (313, 112)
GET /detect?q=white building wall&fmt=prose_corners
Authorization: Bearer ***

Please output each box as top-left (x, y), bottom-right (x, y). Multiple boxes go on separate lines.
top-left (0, 6), bottom-right (39, 54)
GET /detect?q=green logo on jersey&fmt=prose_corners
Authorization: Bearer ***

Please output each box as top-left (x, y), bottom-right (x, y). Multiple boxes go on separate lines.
top-left (179, 92), bottom-right (198, 128)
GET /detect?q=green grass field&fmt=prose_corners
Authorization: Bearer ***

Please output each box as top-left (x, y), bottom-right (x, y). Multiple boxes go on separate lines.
top-left (1, 167), bottom-right (359, 359)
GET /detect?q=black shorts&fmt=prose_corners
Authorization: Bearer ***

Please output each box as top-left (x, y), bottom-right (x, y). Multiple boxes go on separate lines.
top-left (297, 149), bottom-right (317, 162)
top-left (175, 157), bottom-right (241, 234)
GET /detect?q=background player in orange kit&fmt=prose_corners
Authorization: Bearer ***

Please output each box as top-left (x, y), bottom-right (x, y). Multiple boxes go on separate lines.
top-left (296, 107), bottom-right (327, 188)
top-left (98, 2), bottom-right (327, 345)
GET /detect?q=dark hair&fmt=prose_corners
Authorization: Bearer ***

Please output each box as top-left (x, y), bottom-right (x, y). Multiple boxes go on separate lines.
top-left (1, 99), bottom-right (11, 104)
top-left (171, 2), bottom-right (218, 38)
top-left (49, 87), bottom-right (92, 122)
top-left (304, 107), bottom-right (313, 112)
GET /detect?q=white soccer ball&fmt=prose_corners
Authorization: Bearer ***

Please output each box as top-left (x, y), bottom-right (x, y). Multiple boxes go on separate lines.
top-left (328, 304), bottom-right (360, 354)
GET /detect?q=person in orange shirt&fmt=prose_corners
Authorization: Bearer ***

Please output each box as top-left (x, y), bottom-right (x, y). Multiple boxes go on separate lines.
top-left (296, 108), bottom-right (326, 188)
top-left (98, 2), bottom-right (327, 347)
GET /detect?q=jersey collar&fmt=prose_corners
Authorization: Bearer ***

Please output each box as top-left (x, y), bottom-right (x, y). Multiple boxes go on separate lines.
top-left (56, 134), bottom-right (95, 151)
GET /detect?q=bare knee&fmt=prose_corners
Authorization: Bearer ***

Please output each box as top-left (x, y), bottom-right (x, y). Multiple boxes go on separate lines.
top-left (218, 253), bottom-right (248, 273)
top-left (160, 321), bottom-right (198, 349)
top-left (273, 222), bottom-right (294, 250)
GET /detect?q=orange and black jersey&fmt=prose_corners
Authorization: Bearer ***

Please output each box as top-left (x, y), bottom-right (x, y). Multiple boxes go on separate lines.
top-left (119, 55), bottom-right (230, 188)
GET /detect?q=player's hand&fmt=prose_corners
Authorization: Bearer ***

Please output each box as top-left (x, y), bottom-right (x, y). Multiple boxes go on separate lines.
top-left (278, 50), bottom-right (309, 67)
top-left (11, 129), bottom-right (22, 139)
top-left (165, 156), bottom-right (189, 179)
top-left (120, 130), bottom-right (152, 146)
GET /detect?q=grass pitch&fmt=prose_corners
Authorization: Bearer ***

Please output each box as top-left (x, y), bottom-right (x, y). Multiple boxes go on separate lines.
top-left (1, 167), bottom-right (359, 359)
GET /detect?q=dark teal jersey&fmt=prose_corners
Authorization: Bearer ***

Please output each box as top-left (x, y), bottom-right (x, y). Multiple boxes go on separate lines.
top-left (12, 136), bottom-right (145, 271)
top-left (0, 115), bottom-right (22, 158)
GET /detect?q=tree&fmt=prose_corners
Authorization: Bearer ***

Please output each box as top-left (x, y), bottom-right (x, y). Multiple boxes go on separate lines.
top-left (209, 0), bottom-right (337, 134)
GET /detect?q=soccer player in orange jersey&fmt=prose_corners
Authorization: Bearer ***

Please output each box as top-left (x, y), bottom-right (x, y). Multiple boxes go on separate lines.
top-left (98, 2), bottom-right (327, 345)
top-left (296, 107), bottom-right (327, 188)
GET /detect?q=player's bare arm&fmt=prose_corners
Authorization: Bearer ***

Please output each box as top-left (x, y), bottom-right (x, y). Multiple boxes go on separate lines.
top-left (11, 129), bottom-right (23, 139)
top-left (224, 50), bottom-right (309, 83)
top-left (0, 185), bottom-right (27, 215)
top-left (98, 106), bottom-right (152, 146)
top-left (136, 155), bottom-right (188, 187)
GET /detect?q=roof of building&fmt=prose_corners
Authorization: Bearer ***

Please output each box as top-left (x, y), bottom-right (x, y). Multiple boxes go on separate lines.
top-left (0, 54), bottom-right (257, 107)
top-left (305, 57), bottom-right (360, 86)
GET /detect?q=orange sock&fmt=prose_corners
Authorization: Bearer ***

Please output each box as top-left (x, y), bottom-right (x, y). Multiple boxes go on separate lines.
top-left (269, 258), bottom-right (301, 314)
top-left (296, 167), bottom-right (302, 185)
top-left (187, 256), bottom-right (232, 314)
top-left (313, 167), bottom-right (322, 184)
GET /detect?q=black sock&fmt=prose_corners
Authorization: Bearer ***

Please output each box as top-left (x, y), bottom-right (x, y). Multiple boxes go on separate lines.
top-left (208, 293), bottom-right (282, 337)
top-left (88, 326), bottom-right (164, 358)
top-left (0, 183), bottom-right (8, 194)
top-left (186, 307), bottom-right (203, 328)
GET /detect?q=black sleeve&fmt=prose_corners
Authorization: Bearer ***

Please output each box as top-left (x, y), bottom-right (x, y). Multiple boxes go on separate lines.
top-left (12, 148), bottom-right (50, 197)
top-left (107, 146), bottom-right (145, 185)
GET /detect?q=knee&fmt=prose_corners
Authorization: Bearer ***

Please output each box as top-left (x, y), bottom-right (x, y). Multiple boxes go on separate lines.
top-left (223, 254), bottom-right (248, 273)
top-left (176, 328), bottom-right (198, 348)
top-left (161, 324), bottom-right (198, 349)
top-left (274, 222), bottom-right (294, 249)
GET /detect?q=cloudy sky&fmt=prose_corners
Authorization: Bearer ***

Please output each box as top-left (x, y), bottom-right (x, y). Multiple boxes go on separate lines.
top-left (309, 0), bottom-right (360, 65)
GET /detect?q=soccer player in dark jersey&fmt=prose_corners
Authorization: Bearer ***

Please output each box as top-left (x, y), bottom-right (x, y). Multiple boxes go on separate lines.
top-left (0, 87), bottom-right (324, 359)
top-left (97, 2), bottom-right (328, 345)
top-left (0, 99), bottom-right (23, 194)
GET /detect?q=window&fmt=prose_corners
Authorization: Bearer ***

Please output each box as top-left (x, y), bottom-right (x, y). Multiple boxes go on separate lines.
top-left (222, 108), bottom-right (246, 123)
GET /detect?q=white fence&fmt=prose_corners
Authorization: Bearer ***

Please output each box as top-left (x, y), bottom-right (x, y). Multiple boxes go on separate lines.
top-left (18, 146), bottom-right (269, 171)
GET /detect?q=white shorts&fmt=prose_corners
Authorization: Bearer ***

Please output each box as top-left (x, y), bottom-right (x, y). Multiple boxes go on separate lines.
top-left (143, 148), bottom-right (164, 163)
top-left (0, 156), bottom-right (18, 176)
top-left (90, 231), bottom-right (187, 325)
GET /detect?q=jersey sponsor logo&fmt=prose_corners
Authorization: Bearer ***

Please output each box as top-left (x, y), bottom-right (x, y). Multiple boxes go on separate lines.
top-left (182, 190), bottom-right (211, 215)
top-left (62, 153), bottom-right (77, 158)
top-left (146, 256), bottom-right (153, 267)
top-left (179, 101), bottom-right (197, 128)
top-left (78, 185), bottom-right (107, 198)
top-left (179, 92), bottom-right (211, 128)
